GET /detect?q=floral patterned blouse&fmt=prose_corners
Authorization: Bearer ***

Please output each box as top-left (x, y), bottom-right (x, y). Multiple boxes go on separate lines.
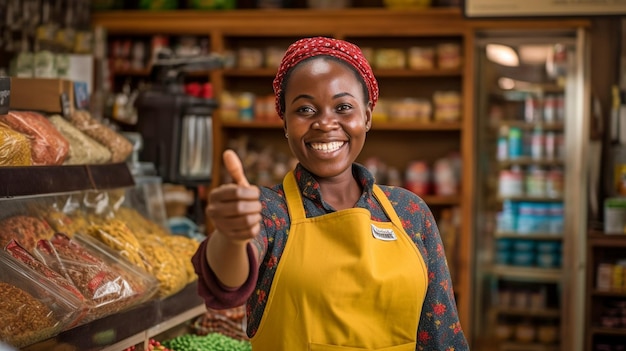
top-left (192, 163), bottom-right (469, 350)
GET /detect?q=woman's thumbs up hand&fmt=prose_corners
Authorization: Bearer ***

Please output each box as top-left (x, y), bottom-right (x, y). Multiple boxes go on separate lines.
top-left (206, 150), bottom-right (262, 244)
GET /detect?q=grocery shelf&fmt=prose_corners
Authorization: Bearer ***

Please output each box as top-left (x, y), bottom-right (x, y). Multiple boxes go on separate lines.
top-left (23, 282), bottom-right (206, 351)
top-left (494, 232), bottom-right (563, 240)
top-left (490, 265), bottom-right (562, 282)
top-left (589, 327), bottom-right (626, 337)
top-left (590, 289), bottom-right (626, 298)
top-left (587, 231), bottom-right (626, 247)
top-left (491, 306), bottom-right (560, 318)
top-left (0, 163), bottom-right (135, 198)
top-left (497, 158), bottom-right (565, 168)
top-left (494, 120), bottom-right (565, 131)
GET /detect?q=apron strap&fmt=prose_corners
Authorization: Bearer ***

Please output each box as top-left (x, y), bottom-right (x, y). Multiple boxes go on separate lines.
top-left (372, 185), bottom-right (405, 231)
top-left (285, 171), bottom-right (407, 229)
top-left (283, 171), bottom-right (307, 221)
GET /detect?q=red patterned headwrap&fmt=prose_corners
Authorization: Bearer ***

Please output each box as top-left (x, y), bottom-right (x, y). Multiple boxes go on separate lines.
top-left (272, 36), bottom-right (379, 119)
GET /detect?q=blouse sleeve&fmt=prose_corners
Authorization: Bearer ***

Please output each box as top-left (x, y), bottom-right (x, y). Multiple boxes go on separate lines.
top-left (392, 189), bottom-right (469, 350)
top-left (191, 238), bottom-right (260, 309)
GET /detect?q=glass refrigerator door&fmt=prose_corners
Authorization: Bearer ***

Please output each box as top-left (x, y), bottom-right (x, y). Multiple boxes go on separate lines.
top-left (472, 29), bottom-right (589, 351)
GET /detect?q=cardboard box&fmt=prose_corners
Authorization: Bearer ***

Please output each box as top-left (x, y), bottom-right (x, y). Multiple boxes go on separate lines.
top-left (9, 77), bottom-right (75, 116)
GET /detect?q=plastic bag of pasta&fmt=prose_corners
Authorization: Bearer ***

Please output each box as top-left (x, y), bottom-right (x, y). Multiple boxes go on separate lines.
top-left (67, 110), bottom-right (132, 163)
top-left (0, 121), bottom-right (32, 166)
top-left (48, 115), bottom-right (112, 165)
top-left (0, 111), bottom-right (69, 165)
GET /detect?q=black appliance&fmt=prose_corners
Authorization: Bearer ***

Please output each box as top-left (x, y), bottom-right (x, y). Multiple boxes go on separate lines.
top-left (134, 52), bottom-right (222, 184)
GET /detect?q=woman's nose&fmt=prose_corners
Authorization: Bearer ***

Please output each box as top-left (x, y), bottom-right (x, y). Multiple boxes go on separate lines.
top-left (313, 110), bottom-right (338, 130)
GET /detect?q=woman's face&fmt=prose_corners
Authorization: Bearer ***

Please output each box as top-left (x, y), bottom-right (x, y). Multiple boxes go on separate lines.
top-left (283, 57), bottom-right (372, 180)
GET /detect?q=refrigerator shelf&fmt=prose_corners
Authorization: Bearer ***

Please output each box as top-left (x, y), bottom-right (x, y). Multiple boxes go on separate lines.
top-left (490, 306), bottom-right (561, 318)
top-left (490, 265), bottom-right (562, 282)
top-left (497, 196), bottom-right (563, 203)
top-left (496, 158), bottom-right (565, 168)
top-left (492, 121), bottom-right (565, 131)
top-left (494, 232), bottom-right (563, 240)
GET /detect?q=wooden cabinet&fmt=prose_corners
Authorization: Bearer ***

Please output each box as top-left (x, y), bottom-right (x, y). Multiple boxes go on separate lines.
top-left (585, 231), bottom-right (626, 351)
top-left (93, 6), bottom-right (475, 340)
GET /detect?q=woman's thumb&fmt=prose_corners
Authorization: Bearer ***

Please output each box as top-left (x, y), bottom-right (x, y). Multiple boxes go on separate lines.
top-left (223, 149), bottom-right (250, 187)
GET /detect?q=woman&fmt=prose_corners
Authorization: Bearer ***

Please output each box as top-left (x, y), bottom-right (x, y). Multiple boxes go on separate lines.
top-left (192, 36), bottom-right (468, 350)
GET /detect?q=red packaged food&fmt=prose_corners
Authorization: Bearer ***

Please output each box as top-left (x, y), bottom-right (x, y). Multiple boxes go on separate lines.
top-left (4, 240), bottom-right (88, 327)
top-left (0, 215), bottom-right (55, 253)
top-left (0, 111), bottom-right (69, 165)
top-left (34, 233), bottom-right (157, 321)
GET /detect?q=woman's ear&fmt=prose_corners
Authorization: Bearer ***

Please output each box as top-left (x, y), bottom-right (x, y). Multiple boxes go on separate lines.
top-left (365, 101), bottom-right (373, 131)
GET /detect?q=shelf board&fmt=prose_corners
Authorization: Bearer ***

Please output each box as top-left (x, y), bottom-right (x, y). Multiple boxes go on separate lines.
top-left (490, 265), bottom-right (562, 282)
top-left (498, 196), bottom-right (563, 203)
top-left (591, 289), bottom-right (626, 298)
top-left (0, 163), bottom-right (135, 198)
top-left (495, 232), bottom-right (563, 240)
top-left (589, 326), bottom-right (626, 336)
top-left (497, 157), bottom-right (565, 168)
top-left (587, 231), bottom-right (626, 247)
top-left (220, 120), bottom-right (462, 131)
top-left (499, 342), bottom-right (559, 351)
top-left (492, 306), bottom-right (561, 318)
top-left (24, 282), bottom-right (206, 351)
top-left (494, 120), bottom-right (565, 131)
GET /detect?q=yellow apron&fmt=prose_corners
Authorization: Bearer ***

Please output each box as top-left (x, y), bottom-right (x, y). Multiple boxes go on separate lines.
top-left (251, 172), bottom-right (428, 350)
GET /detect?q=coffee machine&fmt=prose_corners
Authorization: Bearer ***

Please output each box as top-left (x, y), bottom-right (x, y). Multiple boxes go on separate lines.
top-left (134, 52), bottom-right (222, 185)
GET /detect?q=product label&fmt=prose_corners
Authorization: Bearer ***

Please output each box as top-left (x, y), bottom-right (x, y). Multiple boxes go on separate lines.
top-left (371, 224), bottom-right (397, 241)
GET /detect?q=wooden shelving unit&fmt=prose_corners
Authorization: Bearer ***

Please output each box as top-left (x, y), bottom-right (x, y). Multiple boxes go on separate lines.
top-left (585, 231), bottom-right (626, 351)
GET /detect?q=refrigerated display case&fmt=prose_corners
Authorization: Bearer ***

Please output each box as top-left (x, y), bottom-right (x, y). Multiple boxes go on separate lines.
top-left (472, 28), bottom-right (590, 351)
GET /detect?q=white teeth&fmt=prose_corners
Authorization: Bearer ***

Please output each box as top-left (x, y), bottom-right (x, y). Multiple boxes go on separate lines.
top-left (310, 141), bottom-right (344, 152)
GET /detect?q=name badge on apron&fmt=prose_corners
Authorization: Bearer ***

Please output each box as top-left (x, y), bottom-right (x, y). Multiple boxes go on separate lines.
top-left (371, 224), bottom-right (397, 241)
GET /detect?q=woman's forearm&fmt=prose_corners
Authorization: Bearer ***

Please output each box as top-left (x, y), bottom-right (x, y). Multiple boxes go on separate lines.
top-left (206, 231), bottom-right (251, 288)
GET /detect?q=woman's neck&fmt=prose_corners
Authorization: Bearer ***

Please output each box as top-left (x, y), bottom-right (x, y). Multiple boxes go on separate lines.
top-left (316, 173), bottom-right (362, 210)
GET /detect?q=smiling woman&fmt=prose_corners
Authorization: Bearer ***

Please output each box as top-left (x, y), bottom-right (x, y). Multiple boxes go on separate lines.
top-left (192, 36), bottom-right (468, 351)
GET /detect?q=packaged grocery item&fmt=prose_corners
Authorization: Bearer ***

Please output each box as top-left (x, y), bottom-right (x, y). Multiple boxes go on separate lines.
top-left (67, 110), bottom-right (133, 163)
top-left (0, 121), bottom-right (32, 166)
top-left (0, 249), bottom-right (83, 348)
top-left (86, 219), bottom-right (150, 272)
top-left (0, 215), bottom-right (55, 253)
top-left (408, 46), bottom-right (435, 70)
top-left (436, 43), bottom-right (461, 69)
top-left (4, 240), bottom-right (88, 327)
top-left (137, 234), bottom-right (188, 297)
top-left (433, 90), bottom-right (461, 122)
top-left (0, 111), bottom-right (70, 165)
top-left (159, 234), bottom-right (200, 284)
top-left (48, 115), bottom-right (112, 165)
top-left (34, 233), bottom-right (157, 322)
top-left (192, 305), bottom-right (248, 341)
top-left (374, 49), bottom-right (406, 69)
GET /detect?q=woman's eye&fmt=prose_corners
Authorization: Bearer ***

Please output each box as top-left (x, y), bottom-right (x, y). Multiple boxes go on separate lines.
top-left (337, 103), bottom-right (353, 112)
top-left (296, 106), bottom-right (315, 114)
